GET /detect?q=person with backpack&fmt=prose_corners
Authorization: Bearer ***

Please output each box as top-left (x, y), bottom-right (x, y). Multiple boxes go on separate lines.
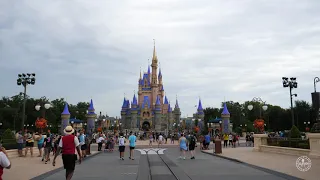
top-left (188, 133), bottom-right (197, 159)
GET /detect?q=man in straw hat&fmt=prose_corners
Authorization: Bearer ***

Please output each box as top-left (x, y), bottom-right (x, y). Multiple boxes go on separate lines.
top-left (52, 126), bottom-right (82, 180)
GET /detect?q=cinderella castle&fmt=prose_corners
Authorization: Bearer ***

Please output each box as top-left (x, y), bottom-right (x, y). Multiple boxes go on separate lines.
top-left (120, 42), bottom-right (181, 132)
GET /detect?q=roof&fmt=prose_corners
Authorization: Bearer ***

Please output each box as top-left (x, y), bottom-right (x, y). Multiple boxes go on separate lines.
top-left (208, 117), bottom-right (222, 123)
top-left (221, 103), bottom-right (230, 115)
top-left (61, 103), bottom-right (70, 115)
top-left (142, 96), bottom-right (151, 108)
top-left (69, 118), bottom-right (83, 123)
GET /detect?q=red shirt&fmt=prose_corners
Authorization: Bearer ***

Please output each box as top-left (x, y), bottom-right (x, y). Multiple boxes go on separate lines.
top-left (62, 135), bottom-right (76, 154)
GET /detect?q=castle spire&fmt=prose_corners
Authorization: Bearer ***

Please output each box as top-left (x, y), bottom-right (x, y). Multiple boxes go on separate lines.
top-left (140, 67), bottom-right (142, 79)
top-left (197, 98), bottom-right (203, 111)
top-left (88, 99), bottom-right (94, 111)
top-left (152, 39), bottom-right (157, 61)
top-left (61, 102), bottom-right (70, 115)
top-left (148, 59), bottom-right (150, 74)
top-left (222, 102), bottom-right (230, 115)
top-left (175, 95), bottom-right (179, 108)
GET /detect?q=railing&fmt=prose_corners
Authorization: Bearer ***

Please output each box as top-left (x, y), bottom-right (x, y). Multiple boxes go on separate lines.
top-left (267, 137), bottom-right (310, 149)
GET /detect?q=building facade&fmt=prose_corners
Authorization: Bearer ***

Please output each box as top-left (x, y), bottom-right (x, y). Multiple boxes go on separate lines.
top-left (120, 43), bottom-right (181, 132)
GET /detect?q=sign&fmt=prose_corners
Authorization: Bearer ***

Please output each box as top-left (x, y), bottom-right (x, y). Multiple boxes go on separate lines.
top-left (135, 148), bottom-right (166, 155)
top-left (296, 156), bottom-right (312, 172)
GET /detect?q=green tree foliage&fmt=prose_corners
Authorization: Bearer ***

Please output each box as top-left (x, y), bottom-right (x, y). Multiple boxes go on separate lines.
top-left (204, 100), bottom-right (312, 132)
top-left (0, 94), bottom-right (92, 131)
top-left (289, 125), bottom-right (301, 138)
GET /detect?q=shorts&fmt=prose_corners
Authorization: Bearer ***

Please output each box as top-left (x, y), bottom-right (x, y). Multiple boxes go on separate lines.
top-left (62, 154), bottom-right (77, 170)
top-left (189, 145), bottom-right (195, 150)
top-left (119, 146), bottom-right (125, 152)
top-left (44, 147), bottom-right (51, 155)
top-left (130, 146), bottom-right (135, 150)
top-left (205, 142), bottom-right (210, 146)
top-left (38, 143), bottom-right (43, 149)
top-left (81, 144), bottom-right (87, 150)
top-left (26, 142), bottom-right (34, 147)
top-left (17, 143), bottom-right (23, 150)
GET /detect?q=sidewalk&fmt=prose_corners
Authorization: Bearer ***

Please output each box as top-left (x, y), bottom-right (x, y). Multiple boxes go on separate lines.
top-left (3, 144), bottom-right (99, 180)
top-left (203, 147), bottom-right (319, 180)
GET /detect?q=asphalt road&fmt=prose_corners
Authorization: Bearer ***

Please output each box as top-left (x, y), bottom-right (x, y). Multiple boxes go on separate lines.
top-left (40, 145), bottom-right (294, 180)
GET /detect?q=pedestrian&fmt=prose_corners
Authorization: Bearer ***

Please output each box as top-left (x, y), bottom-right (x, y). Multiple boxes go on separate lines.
top-left (118, 133), bottom-right (126, 160)
top-left (52, 126), bottom-right (82, 180)
top-left (149, 133), bottom-right (153, 147)
top-left (158, 133), bottom-right (163, 148)
top-left (97, 134), bottom-right (104, 151)
top-left (188, 133), bottom-right (197, 159)
top-left (178, 133), bottom-right (187, 160)
top-left (128, 132), bottom-right (136, 160)
top-left (43, 133), bottom-right (52, 164)
top-left (0, 144), bottom-right (11, 179)
top-left (79, 131), bottom-right (87, 158)
top-left (15, 130), bottom-right (24, 157)
top-left (25, 131), bottom-right (35, 157)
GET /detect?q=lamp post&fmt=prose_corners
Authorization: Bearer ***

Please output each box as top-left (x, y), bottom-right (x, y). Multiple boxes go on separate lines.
top-left (282, 77), bottom-right (298, 126)
top-left (304, 121), bottom-right (311, 131)
top-left (35, 102), bottom-right (51, 118)
top-left (247, 97), bottom-right (268, 119)
top-left (17, 73), bottom-right (36, 130)
top-left (314, 77), bottom-right (320, 92)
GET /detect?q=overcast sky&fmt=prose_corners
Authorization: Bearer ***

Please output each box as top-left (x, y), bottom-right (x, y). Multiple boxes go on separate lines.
top-left (1, 0), bottom-right (320, 117)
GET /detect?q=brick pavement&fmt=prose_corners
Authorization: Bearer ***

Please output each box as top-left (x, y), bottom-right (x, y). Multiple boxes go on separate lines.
top-left (203, 147), bottom-right (319, 180)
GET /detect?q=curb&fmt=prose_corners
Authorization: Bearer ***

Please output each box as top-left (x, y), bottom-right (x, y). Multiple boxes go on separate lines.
top-left (201, 150), bottom-right (302, 180)
top-left (30, 151), bottom-right (102, 180)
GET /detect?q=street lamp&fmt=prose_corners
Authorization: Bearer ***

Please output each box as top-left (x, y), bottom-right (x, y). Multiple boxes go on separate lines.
top-left (282, 77), bottom-right (298, 126)
top-left (304, 121), bottom-right (311, 130)
top-left (17, 73), bottom-right (36, 129)
top-left (219, 120), bottom-right (222, 137)
top-left (247, 97), bottom-right (268, 118)
top-left (35, 103), bottom-right (51, 118)
top-left (314, 77), bottom-right (320, 92)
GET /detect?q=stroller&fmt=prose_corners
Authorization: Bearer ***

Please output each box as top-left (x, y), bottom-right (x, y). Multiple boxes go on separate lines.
top-left (104, 138), bottom-right (114, 152)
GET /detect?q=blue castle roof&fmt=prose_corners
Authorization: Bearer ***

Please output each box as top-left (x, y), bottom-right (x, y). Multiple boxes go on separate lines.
top-left (61, 103), bottom-right (70, 115)
top-left (69, 118), bottom-right (82, 123)
top-left (164, 96), bottom-right (168, 104)
top-left (175, 99), bottom-right (179, 108)
top-left (88, 99), bottom-right (94, 110)
top-left (222, 103), bottom-right (230, 115)
top-left (197, 99), bottom-right (203, 111)
top-left (155, 96), bottom-right (161, 111)
top-left (158, 68), bottom-right (162, 78)
top-left (142, 73), bottom-right (151, 87)
top-left (168, 104), bottom-right (172, 112)
top-left (132, 94), bottom-right (137, 105)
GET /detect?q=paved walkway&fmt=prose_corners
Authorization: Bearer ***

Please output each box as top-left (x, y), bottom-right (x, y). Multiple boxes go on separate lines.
top-left (38, 146), bottom-right (295, 180)
top-left (3, 144), bottom-right (99, 180)
top-left (203, 147), bottom-right (319, 180)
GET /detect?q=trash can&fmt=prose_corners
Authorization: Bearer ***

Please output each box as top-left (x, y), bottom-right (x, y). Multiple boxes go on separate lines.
top-left (214, 138), bottom-right (222, 154)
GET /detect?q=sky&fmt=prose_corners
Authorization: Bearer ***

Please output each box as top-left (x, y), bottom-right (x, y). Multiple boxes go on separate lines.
top-left (1, 0), bottom-right (320, 118)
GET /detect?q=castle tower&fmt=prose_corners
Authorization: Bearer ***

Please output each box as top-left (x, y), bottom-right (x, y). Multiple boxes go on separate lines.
top-left (174, 97), bottom-right (181, 124)
top-left (221, 102), bottom-right (231, 134)
top-left (120, 97), bottom-right (127, 129)
top-left (158, 68), bottom-right (164, 103)
top-left (125, 100), bottom-right (131, 129)
top-left (86, 99), bottom-right (97, 136)
top-left (131, 94), bottom-right (139, 131)
top-left (154, 95), bottom-right (162, 131)
top-left (167, 103), bottom-right (173, 130)
top-left (61, 102), bottom-right (70, 134)
top-left (162, 96), bottom-right (169, 114)
top-left (197, 98), bottom-right (204, 120)
top-left (151, 40), bottom-right (159, 108)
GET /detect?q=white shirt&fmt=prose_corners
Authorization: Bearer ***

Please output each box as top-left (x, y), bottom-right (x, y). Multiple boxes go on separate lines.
top-left (228, 135), bottom-right (232, 140)
top-left (119, 137), bottom-right (125, 146)
top-left (58, 135), bottom-right (80, 148)
top-left (0, 152), bottom-right (10, 168)
top-left (97, 137), bottom-right (105, 143)
top-left (158, 135), bottom-right (163, 141)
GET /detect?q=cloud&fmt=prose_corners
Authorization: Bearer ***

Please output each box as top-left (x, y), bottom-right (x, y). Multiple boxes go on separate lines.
top-left (1, 0), bottom-right (320, 118)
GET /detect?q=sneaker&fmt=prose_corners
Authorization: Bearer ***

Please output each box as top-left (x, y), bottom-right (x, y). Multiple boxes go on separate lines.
top-left (129, 157), bottom-right (131, 159)
top-left (121, 158), bottom-right (124, 160)
top-left (183, 157), bottom-right (186, 160)
top-left (179, 156), bottom-right (182, 159)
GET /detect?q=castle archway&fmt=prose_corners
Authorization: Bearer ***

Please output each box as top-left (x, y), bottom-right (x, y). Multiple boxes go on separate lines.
top-left (142, 121), bottom-right (151, 131)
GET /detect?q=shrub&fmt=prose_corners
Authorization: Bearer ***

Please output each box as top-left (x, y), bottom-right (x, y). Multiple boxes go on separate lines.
top-left (289, 125), bottom-right (301, 138)
top-left (1, 129), bottom-right (17, 150)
